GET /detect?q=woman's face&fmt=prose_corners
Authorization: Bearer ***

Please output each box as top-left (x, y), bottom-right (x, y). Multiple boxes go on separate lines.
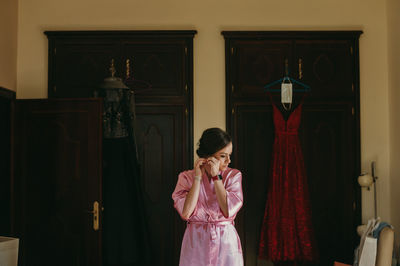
top-left (212, 142), bottom-right (232, 171)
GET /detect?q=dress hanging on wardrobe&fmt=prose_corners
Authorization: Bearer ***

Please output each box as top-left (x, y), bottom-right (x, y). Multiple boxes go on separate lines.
top-left (258, 95), bottom-right (317, 263)
top-left (98, 87), bottom-right (150, 266)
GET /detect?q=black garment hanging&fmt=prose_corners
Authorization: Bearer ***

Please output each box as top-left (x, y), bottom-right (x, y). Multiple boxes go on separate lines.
top-left (97, 87), bottom-right (151, 266)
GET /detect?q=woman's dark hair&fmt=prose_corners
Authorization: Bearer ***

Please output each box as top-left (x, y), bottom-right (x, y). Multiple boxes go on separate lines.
top-left (196, 128), bottom-right (232, 158)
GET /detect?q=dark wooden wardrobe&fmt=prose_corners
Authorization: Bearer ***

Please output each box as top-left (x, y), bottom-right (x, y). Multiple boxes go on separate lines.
top-left (45, 30), bottom-right (196, 266)
top-left (0, 87), bottom-right (15, 238)
top-left (223, 31), bottom-right (362, 265)
top-left (6, 30), bottom-right (196, 266)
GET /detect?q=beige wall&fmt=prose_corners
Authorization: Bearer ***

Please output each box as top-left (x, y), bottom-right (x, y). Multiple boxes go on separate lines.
top-left (17, 0), bottom-right (392, 225)
top-left (388, 0), bottom-right (400, 240)
top-left (0, 0), bottom-right (18, 91)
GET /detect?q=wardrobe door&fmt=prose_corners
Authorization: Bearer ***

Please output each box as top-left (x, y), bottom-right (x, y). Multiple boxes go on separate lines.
top-left (300, 102), bottom-right (357, 265)
top-left (122, 39), bottom-right (188, 98)
top-left (294, 39), bottom-right (355, 100)
top-left (135, 104), bottom-right (188, 266)
top-left (228, 40), bottom-right (292, 99)
top-left (13, 99), bottom-right (103, 266)
top-left (45, 34), bottom-right (121, 98)
top-left (295, 38), bottom-right (360, 264)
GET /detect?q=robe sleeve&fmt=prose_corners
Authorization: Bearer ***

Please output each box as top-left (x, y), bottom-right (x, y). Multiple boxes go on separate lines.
top-left (172, 172), bottom-right (197, 220)
top-left (225, 171), bottom-right (243, 218)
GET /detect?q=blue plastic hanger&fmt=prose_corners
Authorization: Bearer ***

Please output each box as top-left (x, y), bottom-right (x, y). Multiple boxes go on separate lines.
top-left (263, 59), bottom-right (311, 92)
top-left (264, 76), bottom-right (310, 92)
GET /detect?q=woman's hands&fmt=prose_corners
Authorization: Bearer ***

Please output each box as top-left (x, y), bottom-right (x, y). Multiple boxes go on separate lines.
top-left (206, 157), bottom-right (220, 177)
top-left (194, 158), bottom-right (207, 177)
top-left (195, 157), bottom-right (220, 178)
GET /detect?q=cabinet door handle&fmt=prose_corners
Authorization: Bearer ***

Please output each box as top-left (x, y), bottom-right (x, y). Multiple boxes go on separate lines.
top-left (109, 59), bottom-right (116, 77)
top-left (298, 58), bottom-right (303, 80)
top-left (86, 201), bottom-right (100, 231)
top-left (126, 59), bottom-right (130, 79)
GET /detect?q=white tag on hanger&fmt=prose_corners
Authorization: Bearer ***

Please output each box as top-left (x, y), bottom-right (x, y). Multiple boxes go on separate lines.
top-left (281, 83), bottom-right (292, 104)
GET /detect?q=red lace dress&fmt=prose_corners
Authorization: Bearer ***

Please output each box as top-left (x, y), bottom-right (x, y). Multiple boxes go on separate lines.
top-left (258, 98), bottom-right (317, 263)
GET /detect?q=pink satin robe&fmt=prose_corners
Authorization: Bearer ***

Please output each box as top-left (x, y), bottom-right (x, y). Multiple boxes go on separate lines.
top-left (172, 168), bottom-right (244, 266)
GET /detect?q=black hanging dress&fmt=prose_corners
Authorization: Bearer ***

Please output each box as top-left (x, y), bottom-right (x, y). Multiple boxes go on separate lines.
top-left (98, 88), bottom-right (150, 266)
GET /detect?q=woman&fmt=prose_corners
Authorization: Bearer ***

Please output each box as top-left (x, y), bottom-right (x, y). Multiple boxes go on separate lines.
top-left (172, 128), bottom-right (244, 266)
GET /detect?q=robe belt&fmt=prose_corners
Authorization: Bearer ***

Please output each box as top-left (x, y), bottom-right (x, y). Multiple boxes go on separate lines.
top-left (187, 220), bottom-right (234, 240)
